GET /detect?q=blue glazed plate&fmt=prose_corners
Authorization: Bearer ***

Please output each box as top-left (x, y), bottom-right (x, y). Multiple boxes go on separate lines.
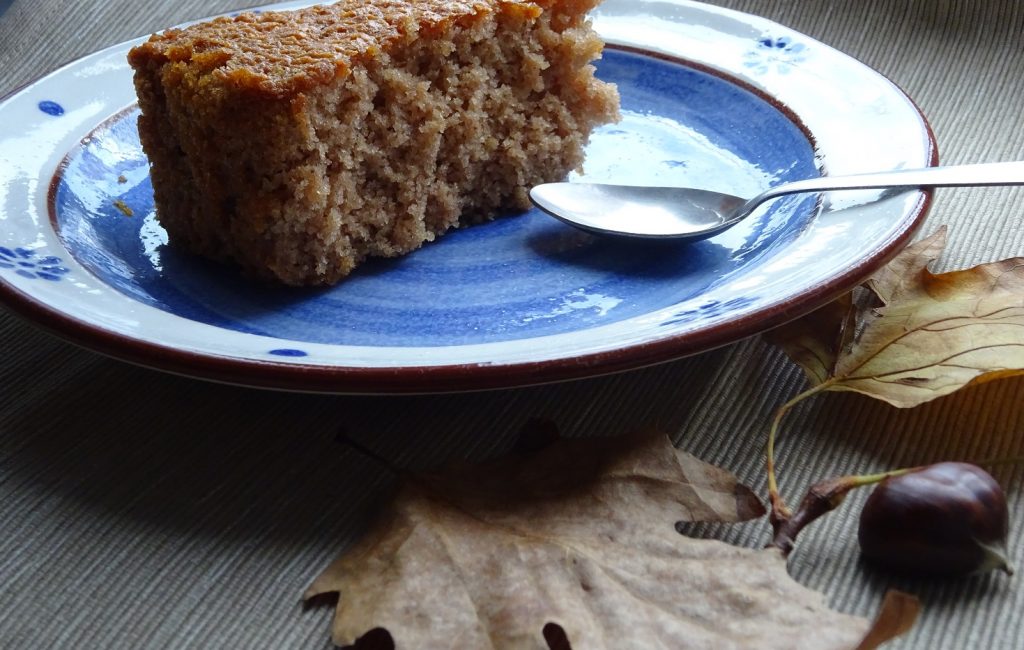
top-left (0, 0), bottom-right (934, 393)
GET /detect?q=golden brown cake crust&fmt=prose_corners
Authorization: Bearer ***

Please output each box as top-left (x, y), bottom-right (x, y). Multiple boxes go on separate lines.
top-left (128, 0), bottom-right (597, 98)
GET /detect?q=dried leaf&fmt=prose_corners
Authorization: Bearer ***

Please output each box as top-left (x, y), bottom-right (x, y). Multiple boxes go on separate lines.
top-left (306, 433), bottom-right (892, 649)
top-left (855, 591), bottom-right (921, 650)
top-left (865, 228), bottom-right (949, 306)
top-left (765, 292), bottom-right (856, 385)
top-left (768, 227), bottom-right (1024, 407)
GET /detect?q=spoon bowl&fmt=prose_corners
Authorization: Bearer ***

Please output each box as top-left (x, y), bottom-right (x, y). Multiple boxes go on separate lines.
top-left (530, 161), bottom-right (1024, 240)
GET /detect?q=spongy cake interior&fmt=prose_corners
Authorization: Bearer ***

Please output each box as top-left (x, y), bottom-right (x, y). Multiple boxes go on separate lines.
top-left (130, 1), bottom-right (619, 285)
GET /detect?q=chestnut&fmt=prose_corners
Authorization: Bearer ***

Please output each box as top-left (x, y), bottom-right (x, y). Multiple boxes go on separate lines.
top-left (858, 462), bottom-right (1012, 576)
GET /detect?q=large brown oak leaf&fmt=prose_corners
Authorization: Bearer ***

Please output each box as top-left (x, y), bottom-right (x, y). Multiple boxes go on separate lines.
top-left (306, 433), bottom-right (889, 649)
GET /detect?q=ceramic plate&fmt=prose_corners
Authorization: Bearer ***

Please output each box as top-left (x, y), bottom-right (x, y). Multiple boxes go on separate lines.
top-left (0, 0), bottom-right (935, 393)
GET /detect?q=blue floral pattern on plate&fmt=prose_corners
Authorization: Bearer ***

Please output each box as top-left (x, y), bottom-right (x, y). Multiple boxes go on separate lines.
top-left (660, 297), bottom-right (760, 328)
top-left (0, 247), bottom-right (71, 281)
top-left (743, 35), bottom-right (808, 75)
top-left (269, 348), bottom-right (309, 358)
top-left (37, 100), bottom-right (65, 116)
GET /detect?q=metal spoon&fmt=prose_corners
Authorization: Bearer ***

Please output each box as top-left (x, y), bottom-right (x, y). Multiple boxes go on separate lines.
top-left (529, 161), bottom-right (1024, 240)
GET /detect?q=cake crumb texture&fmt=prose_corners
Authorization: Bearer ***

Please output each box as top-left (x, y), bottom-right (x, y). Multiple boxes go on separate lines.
top-left (129, 0), bottom-right (619, 285)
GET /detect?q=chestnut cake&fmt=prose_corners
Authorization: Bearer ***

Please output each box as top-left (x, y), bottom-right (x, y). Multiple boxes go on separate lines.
top-left (128, 0), bottom-right (619, 285)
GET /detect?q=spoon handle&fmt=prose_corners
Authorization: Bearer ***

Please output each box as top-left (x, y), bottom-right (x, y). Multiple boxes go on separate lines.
top-left (756, 160), bottom-right (1024, 205)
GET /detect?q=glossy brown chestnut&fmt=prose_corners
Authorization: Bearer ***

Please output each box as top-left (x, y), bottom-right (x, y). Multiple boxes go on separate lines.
top-left (858, 462), bottom-right (1011, 576)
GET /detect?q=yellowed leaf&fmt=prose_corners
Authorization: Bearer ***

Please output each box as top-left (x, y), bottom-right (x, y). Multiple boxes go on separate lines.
top-left (764, 292), bottom-right (855, 385)
top-left (305, 433), bottom-right (900, 649)
top-left (866, 227), bottom-right (949, 305)
top-left (767, 227), bottom-right (1024, 407)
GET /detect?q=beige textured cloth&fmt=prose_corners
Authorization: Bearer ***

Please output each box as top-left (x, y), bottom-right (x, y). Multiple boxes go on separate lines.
top-left (1, 1), bottom-right (1022, 648)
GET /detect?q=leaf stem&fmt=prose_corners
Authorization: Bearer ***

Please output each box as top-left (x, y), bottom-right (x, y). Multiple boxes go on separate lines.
top-left (767, 380), bottom-right (835, 527)
top-left (771, 465), bottom-right (920, 554)
top-left (840, 467), bottom-right (918, 487)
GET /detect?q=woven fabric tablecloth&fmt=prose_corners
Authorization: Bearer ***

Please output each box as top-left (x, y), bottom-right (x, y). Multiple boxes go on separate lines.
top-left (1, 1), bottom-right (1023, 648)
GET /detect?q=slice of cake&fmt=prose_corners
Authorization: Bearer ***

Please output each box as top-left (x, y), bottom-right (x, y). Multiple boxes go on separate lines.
top-left (128, 0), bottom-right (619, 286)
